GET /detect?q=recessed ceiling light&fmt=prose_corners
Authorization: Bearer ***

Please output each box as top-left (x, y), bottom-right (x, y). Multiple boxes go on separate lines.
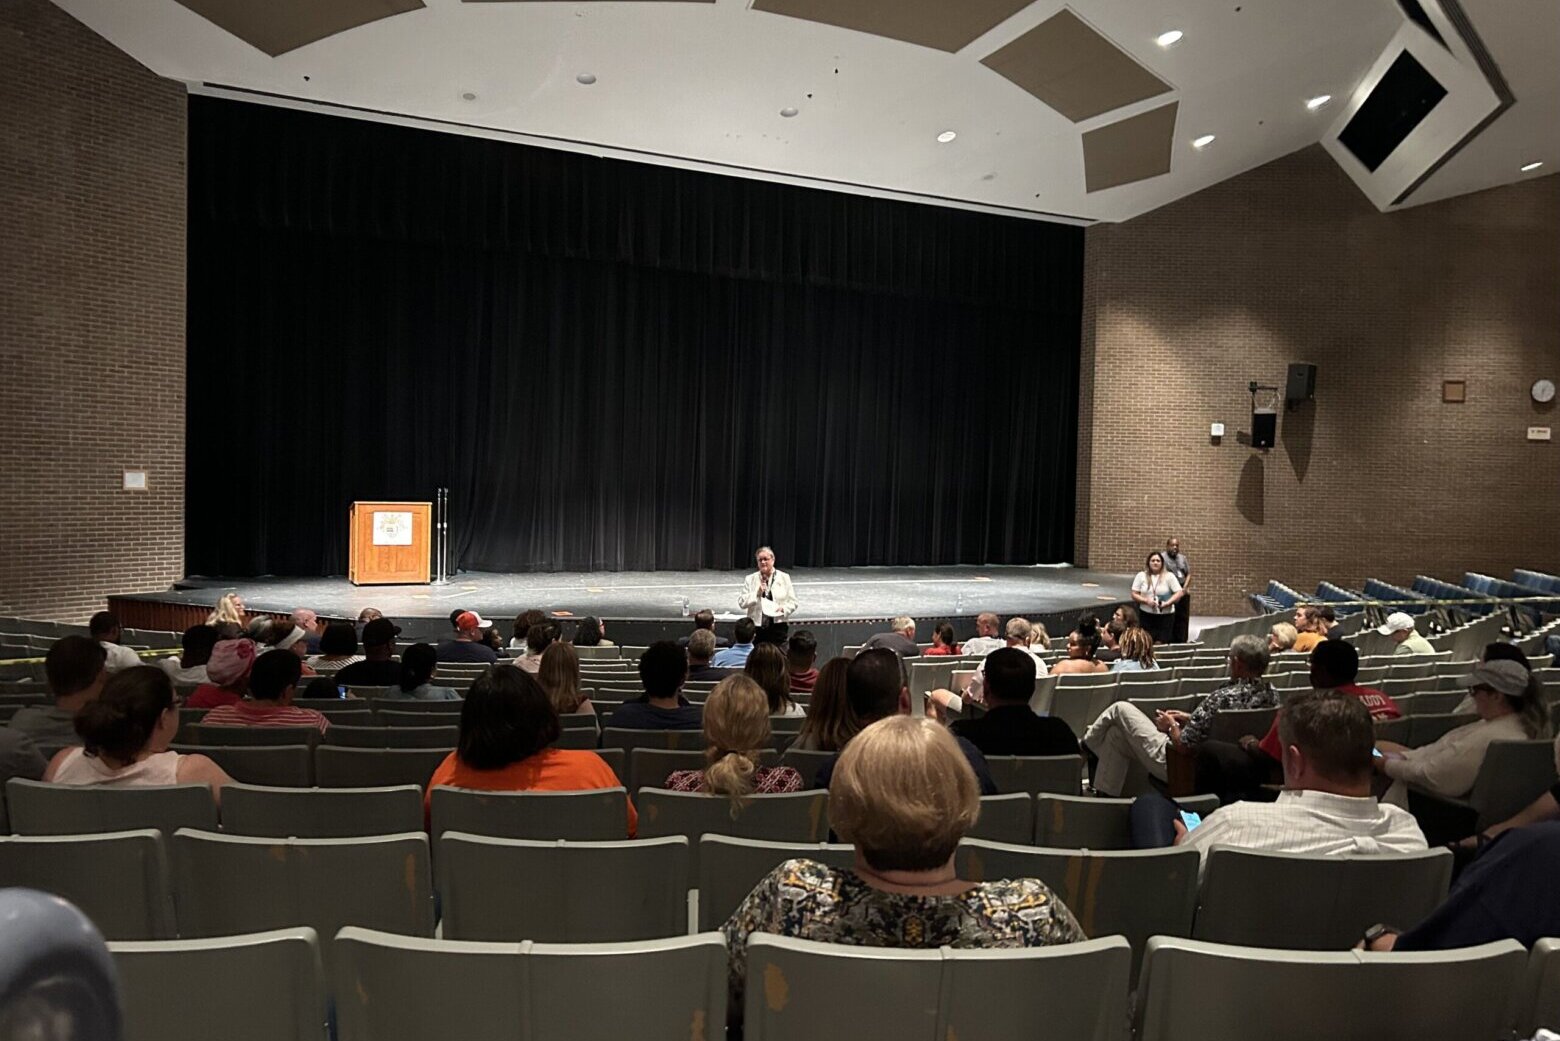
top-left (460, 91), bottom-right (477, 101)
top-left (780, 106), bottom-right (798, 118)
top-left (576, 73), bottom-right (596, 85)
top-left (1192, 134), bottom-right (1216, 149)
top-left (1521, 161), bottom-right (1544, 172)
top-left (1306, 94), bottom-right (1332, 110)
top-left (1156, 29), bottom-right (1184, 47)
top-left (937, 130), bottom-right (957, 143)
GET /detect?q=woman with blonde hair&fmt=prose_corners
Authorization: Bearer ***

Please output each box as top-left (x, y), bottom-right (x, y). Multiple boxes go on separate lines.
top-left (1268, 622), bottom-right (1298, 654)
top-left (722, 716), bottom-right (1084, 1025)
top-left (791, 658), bottom-right (855, 752)
top-left (206, 592), bottom-right (245, 630)
top-left (1109, 627), bottom-right (1159, 672)
top-left (538, 641), bottom-right (592, 716)
top-left (664, 675), bottom-right (803, 806)
top-left (1026, 621), bottom-right (1052, 651)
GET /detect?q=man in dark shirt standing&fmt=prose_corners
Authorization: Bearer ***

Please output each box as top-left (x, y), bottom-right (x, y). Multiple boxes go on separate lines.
top-left (951, 648), bottom-right (1078, 757)
top-left (1163, 537), bottom-right (1192, 643)
top-left (334, 618), bottom-right (404, 687)
top-left (814, 649), bottom-right (996, 794)
top-left (606, 641), bottom-right (702, 730)
top-left (861, 616), bottom-right (920, 658)
top-left (436, 612), bottom-right (499, 664)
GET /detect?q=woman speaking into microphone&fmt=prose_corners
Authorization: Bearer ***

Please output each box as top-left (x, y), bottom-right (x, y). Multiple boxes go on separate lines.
top-left (739, 546), bottom-right (798, 644)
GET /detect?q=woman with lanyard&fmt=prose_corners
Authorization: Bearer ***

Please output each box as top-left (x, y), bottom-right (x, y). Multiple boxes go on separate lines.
top-left (1131, 550), bottom-right (1184, 646)
top-left (738, 545), bottom-right (798, 644)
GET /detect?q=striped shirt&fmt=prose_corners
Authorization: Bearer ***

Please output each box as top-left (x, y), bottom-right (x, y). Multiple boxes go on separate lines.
top-left (201, 701), bottom-right (330, 733)
top-left (1180, 789), bottom-right (1426, 875)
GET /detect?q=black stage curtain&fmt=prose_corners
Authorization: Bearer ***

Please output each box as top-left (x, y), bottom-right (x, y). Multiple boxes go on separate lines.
top-left (186, 96), bottom-right (1083, 577)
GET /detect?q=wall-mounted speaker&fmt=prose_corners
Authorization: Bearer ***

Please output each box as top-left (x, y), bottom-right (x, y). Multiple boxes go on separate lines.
top-left (1252, 408), bottom-right (1277, 449)
top-left (1286, 363), bottom-right (1317, 405)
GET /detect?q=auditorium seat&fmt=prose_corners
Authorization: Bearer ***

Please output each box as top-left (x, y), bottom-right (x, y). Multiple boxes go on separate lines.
top-left (221, 783), bottom-right (423, 838)
top-left (1208, 707), bottom-right (1279, 745)
top-left (333, 926), bottom-right (727, 1041)
top-left (1406, 739), bottom-right (1560, 844)
top-left (778, 747), bottom-right (834, 788)
top-left (551, 727), bottom-right (599, 749)
top-left (171, 830), bottom-right (435, 961)
top-left (1135, 936), bottom-right (1524, 1041)
top-left (186, 723), bottom-right (321, 747)
top-left (1518, 938), bottom-right (1560, 1039)
top-left (322, 724), bottom-right (459, 749)
top-left (379, 709), bottom-right (464, 728)
top-left (695, 836), bottom-right (855, 931)
top-left (1408, 712), bottom-right (1479, 747)
top-left (7, 778), bottom-right (217, 837)
top-left (638, 789), bottom-right (828, 872)
top-left (438, 833), bottom-right (688, 942)
top-left (1192, 847), bottom-right (1451, 949)
top-left (171, 743), bottom-right (314, 787)
top-left (966, 793), bottom-right (1034, 844)
top-left (1129, 693), bottom-right (1199, 716)
top-left (742, 932), bottom-right (1130, 1041)
top-left (1373, 717), bottom-right (1411, 744)
top-left (558, 710), bottom-right (598, 730)
top-left (111, 927), bottom-right (328, 1041)
top-left (956, 840), bottom-right (1199, 979)
top-left (313, 746), bottom-right (449, 788)
top-left (602, 727), bottom-right (710, 754)
top-left (628, 747), bottom-right (780, 796)
top-left (1048, 685), bottom-right (1121, 736)
top-left (429, 787), bottom-right (631, 843)
top-left (0, 830), bottom-right (176, 939)
top-left (1035, 794), bottom-right (1220, 850)
top-left (1175, 676), bottom-right (1228, 695)
top-left (983, 754), bottom-right (1084, 797)
top-left (368, 697), bottom-right (462, 715)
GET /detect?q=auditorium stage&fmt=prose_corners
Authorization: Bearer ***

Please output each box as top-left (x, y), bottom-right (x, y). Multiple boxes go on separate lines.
top-left (109, 564), bottom-right (1135, 658)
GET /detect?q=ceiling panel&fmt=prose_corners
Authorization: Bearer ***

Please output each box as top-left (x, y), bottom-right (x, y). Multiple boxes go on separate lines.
top-left (1083, 102), bottom-right (1178, 192)
top-left (982, 8), bottom-right (1172, 123)
top-left (750, 0), bottom-right (1032, 53)
top-left (170, 0), bottom-right (424, 57)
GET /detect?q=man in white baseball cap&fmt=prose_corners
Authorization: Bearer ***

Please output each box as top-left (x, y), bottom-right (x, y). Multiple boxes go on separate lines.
top-left (1378, 612), bottom-right (1435, 655)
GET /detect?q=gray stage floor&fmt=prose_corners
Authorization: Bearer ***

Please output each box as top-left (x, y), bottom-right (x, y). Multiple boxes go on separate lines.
top-left (151, 564), bottom-right (1134, 625)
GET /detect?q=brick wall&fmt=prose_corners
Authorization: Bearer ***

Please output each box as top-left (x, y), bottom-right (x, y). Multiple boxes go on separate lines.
top-left (0, 0), bottom-right (186, 622)
top-left (1079, 145), bottom-right (1560, 616)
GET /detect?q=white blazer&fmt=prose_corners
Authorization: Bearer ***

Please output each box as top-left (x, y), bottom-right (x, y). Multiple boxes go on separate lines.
top-left (738, 569), bottom-right (798, 625)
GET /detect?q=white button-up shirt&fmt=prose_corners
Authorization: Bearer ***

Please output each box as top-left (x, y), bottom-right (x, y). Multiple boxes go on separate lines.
top-left (1181, 789), bottom-right (1427, 875)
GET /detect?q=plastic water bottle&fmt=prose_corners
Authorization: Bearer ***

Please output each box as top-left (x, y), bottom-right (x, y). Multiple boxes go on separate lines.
top-left (681, 596), bottom-right (691, 617)
top-left (956, 593), bottom-right (965, 615)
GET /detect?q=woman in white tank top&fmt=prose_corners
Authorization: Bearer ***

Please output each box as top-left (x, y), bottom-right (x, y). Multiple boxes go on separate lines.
top-left (45, 666), bottom-right (232, 802)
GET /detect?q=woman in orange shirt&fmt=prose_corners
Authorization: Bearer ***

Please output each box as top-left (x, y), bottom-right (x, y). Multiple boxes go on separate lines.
top-left (424, 667), bottom-right (635, 836)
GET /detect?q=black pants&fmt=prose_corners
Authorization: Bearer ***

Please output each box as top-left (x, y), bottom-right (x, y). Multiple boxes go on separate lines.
top-left (1194, 739), bottom-right (1282, 805)
top-left (1173, 593), bottom-right (1191, 643)
top-left (1141, 611), bottom-right (1175, 645)
top-left (1129, 791), bottom-right (1184, 848)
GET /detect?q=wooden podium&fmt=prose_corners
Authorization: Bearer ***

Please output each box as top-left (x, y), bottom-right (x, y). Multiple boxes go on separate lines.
top-left (348, 501), bottom-right (431, 585)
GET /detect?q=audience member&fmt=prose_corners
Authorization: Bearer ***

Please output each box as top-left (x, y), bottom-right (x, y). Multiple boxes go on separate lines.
top-left (1363, 821), bottom-right (1560, 952)
top-left (791, 658), bottom-right (856, 753)
top-left (1049, 618), bottom-right (1109, 676)
top-left (1268, 622), bottom-right (1298, 653)
top-left (308, 623), bottom-right (365, 671)
top-left (333, 618), bottom-right (403, 687)
top-left (89, 611), bottom-right (140, 674)
top-left (664, 676), bottom-right (804, 799)
top-left (1378, 612), bottom-right (1435, 655)
top-left (947, 648), bottom-right (1077, 757)
top-left (513, 623), bottom-right (558, 673)
top-left (291, 608), bottom-right (323, 653)
top-left (786, 630), bottom-right (819, 692)
top-left (202, 650), bottom-right (329, 733)
top-left (1291, 604), bottom-right (1330, 653)
top-left (960, 613), bottom-right (1006, 658)
top-left (1109, 626), bottom-right (1159, 672)
top-left (187, 639), bottom-right (256, 709)
top-left (509, 609), bottom-right (546, 649)
top-left (606, 642), bottom-right (701, 730)
top-left (814, 649), bottom-right (996, 793)
top-left (1454, 641), bottom-right (1535, 715)
top-left (0, 727), bottom-right (46, 788)
top-left (1377, 660), bottom-right (1550, 807)
top-left (862, 616), bottom-right (921, 658)
top-left (1131, 551), bottom-right (1184, 645)
top-left (743, 643), bottom-right (803, 717)
top-left (206, 592), bottom-right (246, 630)
top-left (573, 616), bottom-right (613, 647)
top-left (924, 622), bottom-right (961, 657)
top-left (711, 618), bottom-right (757, 668)
top-left (45, 666), bottom-right (232, 801)
top-left (722, 716), bottom-right (1083, 1028)
top-left (381, 643), bottom-right (460, 701)
top-left (261, 620), bottom-right (316, 677)
top-left (159, 625), bottom-right (219, 685)
top-left (1131, 690), bottom-right (1426, 868)
top-left (538, 641), bottom-right (592, 716)
top-left (10, 637), bottom-right (107, 747)
top-left (1082, 635), bottom-right (1277, 797)
top-left (678, 609), bottom-right (730, 649)
top-left (1096, 612), bottom-right (1124, 664)
top-left (956, 617), bottom-right (1050, 708)
top-left (425, 668), bottom-right (633, 834)
top-left (1163, 536), bottom-right (1193, 643)
top-left (438, 611), bottom-right (500, 664)
top-left (482, 626), bottom-right (506, 655)
top-left (1026, 621), bottom-right (1052, 651)
top-left (356, 607), bottom-right (383, 626)
top-left (686, 629), bottom-right (731, 682)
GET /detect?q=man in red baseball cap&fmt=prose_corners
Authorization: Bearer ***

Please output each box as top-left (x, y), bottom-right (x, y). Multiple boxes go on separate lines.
top-left (437, 610), bottom-right (498, 664)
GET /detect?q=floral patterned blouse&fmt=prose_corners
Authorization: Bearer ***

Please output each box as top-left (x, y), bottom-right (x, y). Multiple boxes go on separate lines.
top-left (722, 858), bottom-right (1086, 1020)
top-left (663, 766), bottom-right (804, 794)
